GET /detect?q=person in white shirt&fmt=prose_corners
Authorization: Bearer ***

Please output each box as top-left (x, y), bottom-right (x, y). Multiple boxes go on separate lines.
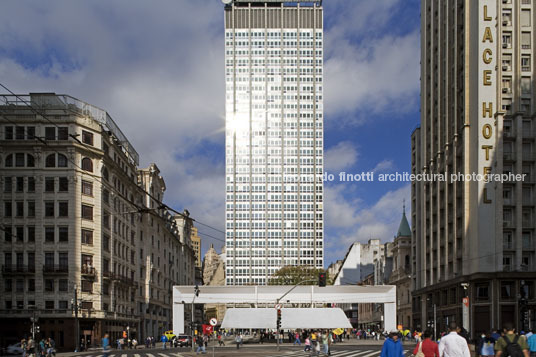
top-left (438, 322), bottom-right (471, 357)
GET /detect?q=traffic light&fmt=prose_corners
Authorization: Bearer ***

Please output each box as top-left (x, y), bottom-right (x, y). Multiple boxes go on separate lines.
top-left (276, 309), bottom-right (281, 330)
top-left (318, 272), bottom-right (326, 287)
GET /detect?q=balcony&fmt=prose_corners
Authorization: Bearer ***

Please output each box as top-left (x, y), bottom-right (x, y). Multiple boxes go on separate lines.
top-left (81, 266), bottom-right (97, 280)
top-left (2, 265), bottom-right (35, 275)
top-left (42, 265), bottom-right (69, 274)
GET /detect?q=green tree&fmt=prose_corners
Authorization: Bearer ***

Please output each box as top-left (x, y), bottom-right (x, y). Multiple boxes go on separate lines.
top-left (268, 265), bottom-right (327, 285)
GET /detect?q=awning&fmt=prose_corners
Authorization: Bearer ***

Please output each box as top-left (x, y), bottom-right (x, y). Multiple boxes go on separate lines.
top-left (221, 308), bottom-right (275, 329)
top-left (281, 308), bottom-right (352, 329)
top-left (220, 308), bottom-right (351, 329)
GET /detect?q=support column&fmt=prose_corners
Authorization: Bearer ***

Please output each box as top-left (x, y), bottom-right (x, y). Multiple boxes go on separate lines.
top-left (384, 302), bottom-right (397, 332)
top-left (173, 303), bottom-right (185, 334)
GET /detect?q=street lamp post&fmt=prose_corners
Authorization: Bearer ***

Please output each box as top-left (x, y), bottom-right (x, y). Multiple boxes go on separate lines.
top-left (72, 284), bottom-right (80, 352)
top-left (275, 278), bottom-right (317, 351)
top-left (191, 285), bottom-right (200, 353)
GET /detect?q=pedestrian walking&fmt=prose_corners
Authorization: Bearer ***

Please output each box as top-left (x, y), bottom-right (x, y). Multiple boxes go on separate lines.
top-left (438, 322), bottom-right (471, 357)
top-left (161, 334), bottom-right (168, 349)
top-left (102, 334), bottom-right (110, 357)
top-left (294, 331), bottom-right (302, 345)
top-left (494, 323), bottom-right (529, 357)
top-left (476, 332), bottom-right (496, 357)
top-left (380, 330), bottom-right (405, 357)
top-left (196, 336), bottom-right (206, 354)
top-left (235, 334), bottom-right (242, 349)
top-left (527, 330), bottom-right (536, 357)
top-left (304, 337), bottom-right (312, 352)
top-left (413, 330), bottom-right (439, 357)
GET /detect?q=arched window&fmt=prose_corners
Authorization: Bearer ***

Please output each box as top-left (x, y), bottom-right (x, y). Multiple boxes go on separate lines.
top-left (57, 154), bottom-right (68, 167)
top-left (26, 154), bottom-right (35, 167)
top-left (5, 154), bottom-right (13, 167)
top-left (45, 154), bottom-right (56, 167)
top-left (102, 168), bottom-right (109, 181)
top-left (81, 157), bottom-right (93, 172)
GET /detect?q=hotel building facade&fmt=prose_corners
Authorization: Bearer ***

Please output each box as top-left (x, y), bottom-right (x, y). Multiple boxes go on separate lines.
top-left (412, 0), bottom-right (536, 335)
top-left (224, 0), bottom-right (324, 285)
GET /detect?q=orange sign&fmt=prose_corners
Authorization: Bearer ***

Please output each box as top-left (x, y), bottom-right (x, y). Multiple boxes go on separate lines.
top-left (397, 325), bottom-right (403, 330)
top-left (463, 297), bottom-right (469, 307)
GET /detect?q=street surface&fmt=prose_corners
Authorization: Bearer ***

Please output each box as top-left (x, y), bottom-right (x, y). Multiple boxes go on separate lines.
top-left (48, 343), bottom-right (414, 357)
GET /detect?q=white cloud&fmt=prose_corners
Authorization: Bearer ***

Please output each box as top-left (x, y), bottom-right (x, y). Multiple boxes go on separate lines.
top-left (323, 0), bottom-right (420, 125)
top-left (324, 141), bottom-right (359, 172)
top-left (371, 159), bottom-right (395, 173)
top-left (324, 184), bottom-right (410, 264)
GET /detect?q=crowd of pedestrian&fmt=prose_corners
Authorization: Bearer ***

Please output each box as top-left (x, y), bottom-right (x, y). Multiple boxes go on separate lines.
top-left (19, 337), bottom-right (56, 357)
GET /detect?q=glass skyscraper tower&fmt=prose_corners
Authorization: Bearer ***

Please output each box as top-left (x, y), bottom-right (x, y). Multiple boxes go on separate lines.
top-left (224, 0), bottom-right (324, 285)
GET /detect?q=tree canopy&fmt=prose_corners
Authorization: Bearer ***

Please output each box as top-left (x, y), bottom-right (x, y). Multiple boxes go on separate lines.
top-left (268, 265), bottom-right (328, 286)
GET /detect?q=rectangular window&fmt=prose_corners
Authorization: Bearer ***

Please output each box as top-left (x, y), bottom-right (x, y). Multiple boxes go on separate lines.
top-left (45, 127), bottom-right (56, 140)
top-left (81, 280), bottom-right (92, 293)
top-left (521, 32), bottom-right (531, 49)
top-left (28, 252), bottom-right (35, 271)
top-left (58, 226), bottom-right (68, 242)
top-left (45, 201), bottom-right (55, 217)
top-left (82, 254), bottom-right (93, 267)
top-left (58, 252), bottom-right (68, 269)
top-left (45, 226), bottom-right (55, 243)
top-left (81, 229), bottom-right (93, 245)
top-left (82, 130), bottom-right (94, 145)
top-left (15, 127), bottom-right (25, 140)
top-left (15, 279), bottom-right (23, 292)
top-left (521, 9), bottom-right (531, 27)
top-left (5, 279), bottom-right (12, 292)
top-left (27, 177), bottom-right (35, 192)
top-left (45, 301), bottom-right (54, 310)
top-left (58, 301), bottom-right (68, 310)
top-left (15, 202), bottom-right (23, 217)
top-left (26, 126), bottom-right (35, 140)
top-left (521, 77), bottom-right (531, 95)
top-left (103, 234), bottom-right (110, 252)
top-left (58, 201), bottom-right (68, 217)
top-left (82, 181), bottom-right (93, 196)
top-left (45, 279), bottom-right (54, 292)
top-left (58, 279), bottom-right (68, 292)
top-left (28, 279), bottom-right (35, 292)
top-left (45, 178), bottom-right (55, 192)
top-left (522, 55), bottom-right (531, 72)
top-left (27, 226), bottom-right (35, 243)
top-left (16, 301), bottom-right (23, 309)
top-left (81, 301), bottom-right (93, 310)
top-left (5, 126), bottom-right (13, 140)
top-left (57, 127), bottom-right (69, 140)
top-left (15, 177), bottom-right (23, 192)
top-left (16, 227), bottom-right (23, 242)
top-left (4, 177), bottom-right (12, 192)
top-left (4, 202), bottom-right (12, 217)
top-left (81, 205), bottom-right (93, 220)
top-left (44, 252), bottom-right (54, 267)
top-left (58, 177), bottom-right (68, 192)
top-left (27, 201), bottom-right (35, 217)
top-left (15, 153), bottom-right (24, 167)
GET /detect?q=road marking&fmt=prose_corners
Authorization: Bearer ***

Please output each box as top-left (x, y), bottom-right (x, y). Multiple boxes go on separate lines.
top-left (134, 354), bottom-right (141, 357)
top-left (146, 354), bottom-right (155, 357)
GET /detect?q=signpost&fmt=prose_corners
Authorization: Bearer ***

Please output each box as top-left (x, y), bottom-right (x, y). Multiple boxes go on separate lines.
top-left (210, 318), bottom-right (218, 357)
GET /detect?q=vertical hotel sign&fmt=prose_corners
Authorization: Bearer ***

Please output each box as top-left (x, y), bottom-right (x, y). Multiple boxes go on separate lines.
top-left (479, 0), bottom-right (496, 204)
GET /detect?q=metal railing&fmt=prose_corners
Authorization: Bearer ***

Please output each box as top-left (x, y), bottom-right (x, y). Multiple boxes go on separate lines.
top-left (0, 93), bottom-right (139, 165)
top-left (2, 265), bottom-right (35, 274)
top-left (42, 265), bottom-right (69, 273)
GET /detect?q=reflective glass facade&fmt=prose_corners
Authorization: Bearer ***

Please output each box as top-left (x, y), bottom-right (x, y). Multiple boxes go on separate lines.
top-left (224, 2), bottom-right (324, 285)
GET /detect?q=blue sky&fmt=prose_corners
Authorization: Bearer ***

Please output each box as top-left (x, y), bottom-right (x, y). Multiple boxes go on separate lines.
top-left (0, 0), bottom-right (420, 267)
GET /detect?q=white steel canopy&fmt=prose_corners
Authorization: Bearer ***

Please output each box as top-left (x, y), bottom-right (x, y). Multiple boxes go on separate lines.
top-left (221, 308), bottom-right (275, 329)
top-left (219, 308), bottom-right (353, 329)
top-left (281, 308), bottom-right (352, 329)
top-left (172, 285), bottom-right (396, 333)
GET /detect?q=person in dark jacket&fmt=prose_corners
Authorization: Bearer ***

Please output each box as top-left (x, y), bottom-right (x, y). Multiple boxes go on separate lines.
top-left (380, 330), bottom-right (405, 357)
